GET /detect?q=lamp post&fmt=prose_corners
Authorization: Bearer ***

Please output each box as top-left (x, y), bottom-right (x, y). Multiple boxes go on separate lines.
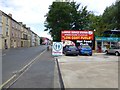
top-left (93, 29), bottom-right (97, 52)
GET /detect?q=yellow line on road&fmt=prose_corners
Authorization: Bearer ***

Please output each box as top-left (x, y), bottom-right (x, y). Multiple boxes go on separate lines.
top-left (19, 49), bottom-right (46, 72)
top-left (0, 74), bottom-right (16, 89)
top-left (0, 49), bottom-right (46, 89)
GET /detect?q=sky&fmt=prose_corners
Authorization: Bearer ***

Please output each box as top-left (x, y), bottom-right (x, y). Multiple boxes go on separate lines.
top-left (0, 0), bottom-right (116, 40)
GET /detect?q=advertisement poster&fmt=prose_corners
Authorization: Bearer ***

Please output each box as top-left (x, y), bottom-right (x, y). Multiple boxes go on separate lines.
top-left (61, 30), bottom-right (94, 40)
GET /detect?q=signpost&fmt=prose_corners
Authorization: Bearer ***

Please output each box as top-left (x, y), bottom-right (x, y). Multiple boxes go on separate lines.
top-left (52, 42), bottom-right (63, 56)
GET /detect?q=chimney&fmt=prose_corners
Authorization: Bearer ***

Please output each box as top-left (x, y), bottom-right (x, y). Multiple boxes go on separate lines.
top-left (23, 24), bottom-right (26, 27)
top-left (8, 13), bottom-right (12, 17)
top-left (0, 10), bottom-right (2, 16)
top-left (28, 27), bottom-right (30, 30)
top-left (19, 22), bottom-right (23, 25)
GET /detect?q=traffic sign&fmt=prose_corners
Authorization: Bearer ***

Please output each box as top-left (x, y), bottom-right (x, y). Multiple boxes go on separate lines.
top-left (52, 42), bottom-right (63, 56)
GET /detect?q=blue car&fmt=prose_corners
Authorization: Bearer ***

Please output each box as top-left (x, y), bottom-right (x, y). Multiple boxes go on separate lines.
top-left (78, 45), bottom-right (92, 56)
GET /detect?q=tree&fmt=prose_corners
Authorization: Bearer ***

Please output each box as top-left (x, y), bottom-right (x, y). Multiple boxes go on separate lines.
top-left (88, 13), bottom-right (102, 36)
top-left (115, 1), bottom-right (120, 29)
top-left (100, 1), bottom-right (120, 32)
top-left (44, 2), bottom-right (73, 41)
top-left (44, 1), bottom-right (90, 41)
top-left (88, 1), bottom-right (120, 37)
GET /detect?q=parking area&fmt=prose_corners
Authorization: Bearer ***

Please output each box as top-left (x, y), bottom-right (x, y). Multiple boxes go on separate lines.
top-left (57, 53), bottom-right (119, 88)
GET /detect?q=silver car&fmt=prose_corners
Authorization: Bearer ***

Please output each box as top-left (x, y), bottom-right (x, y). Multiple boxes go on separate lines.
top-left (105, 46), bottom-right (120, 56)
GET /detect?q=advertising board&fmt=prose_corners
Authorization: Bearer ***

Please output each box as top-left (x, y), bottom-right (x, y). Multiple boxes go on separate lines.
top-left (61, 30), bottom-right (94, 40)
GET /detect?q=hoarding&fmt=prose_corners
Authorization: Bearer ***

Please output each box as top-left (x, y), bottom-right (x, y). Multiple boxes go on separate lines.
top-left (61, 30), bottom-right (94, 40)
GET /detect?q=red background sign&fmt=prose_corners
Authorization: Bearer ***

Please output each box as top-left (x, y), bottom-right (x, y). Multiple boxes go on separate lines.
top-left (61, 30), bottom-right (94, 40)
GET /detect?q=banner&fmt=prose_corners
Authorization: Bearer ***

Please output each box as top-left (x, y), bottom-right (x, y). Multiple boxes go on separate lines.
top-left (61, 30), bottom-right (94, 40)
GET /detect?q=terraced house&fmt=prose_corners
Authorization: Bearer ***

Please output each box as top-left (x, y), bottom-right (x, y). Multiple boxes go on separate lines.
top-left (10, 16), bottom-right (22, 48)
top-left (0, 10), bottom-right (11, 49)
top-left (0, 10), bottom-right (40, 49)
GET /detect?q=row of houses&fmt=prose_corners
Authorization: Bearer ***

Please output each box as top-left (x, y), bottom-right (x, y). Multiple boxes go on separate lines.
top-left (0, 10), bottom-right (41, 49)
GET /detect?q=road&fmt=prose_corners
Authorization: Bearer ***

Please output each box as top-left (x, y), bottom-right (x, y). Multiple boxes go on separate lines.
top-left (10, 49), bottom-right (60, 88)
top-left (2, 45), bottom-right (47, 83)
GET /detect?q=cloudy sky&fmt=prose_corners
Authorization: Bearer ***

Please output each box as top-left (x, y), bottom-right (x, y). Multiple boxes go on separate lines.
top-left (0, 0), bottom-right (116, 39)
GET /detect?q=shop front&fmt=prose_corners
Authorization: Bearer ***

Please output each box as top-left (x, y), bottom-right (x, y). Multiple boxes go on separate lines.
top-left (95, 37), bottom-right (120, 52)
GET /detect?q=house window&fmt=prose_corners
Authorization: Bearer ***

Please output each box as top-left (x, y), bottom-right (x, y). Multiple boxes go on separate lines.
top-left (12, 21), bottom-right (14, 27)
top-left (16, 24), bottom-right (17, 29)
top-left (0, 16), bottom-right (1, 21)
top-left (6, 31), bottom-right (8, 36)
top-left (0, 26), bottom-right (2, 34)
top-left (18, 33), bottom-right (19, 38)
top-left (6, 27), bottom-right (8, 36)
top-left (0, 15), bottom-right (2, 27)
top-left (18, 25), bottom-right (20, 30)
top-left (6, 17), bottom-right (8, 25)
top-left (16, 32), bottom-right (17, 37)
top-left (12, 30), bottom-right (14, 37)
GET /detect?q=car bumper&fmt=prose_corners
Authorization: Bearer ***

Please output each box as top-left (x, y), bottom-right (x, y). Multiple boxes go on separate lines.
top-left (80, 51), bottom-right (92, 55)
top-left (66, 51), bottom-right (79, 55)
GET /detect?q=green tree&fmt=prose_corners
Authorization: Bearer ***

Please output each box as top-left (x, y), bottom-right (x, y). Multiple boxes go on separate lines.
top-left (101, 1), bottom-right (120, 32)
top-left (44, 1), bottom-right (90, 41)
top-left (88, 1), bottom-right (120, 37)
top-left (115, 1), bottom-right (120, 29)
top-left (44, 2), bottom-right (73, 41)
top-left (88, 13), bottom-right (102, 36)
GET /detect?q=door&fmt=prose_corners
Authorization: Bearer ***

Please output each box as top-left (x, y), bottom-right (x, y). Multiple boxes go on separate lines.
top-left (4, 39), bottom-right (8, 49)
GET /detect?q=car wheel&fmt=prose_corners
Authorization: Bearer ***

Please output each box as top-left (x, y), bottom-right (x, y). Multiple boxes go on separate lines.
top-left (105, 50), bottom-right (108, 54)
top-left (89, 54), bottom-right (92, 56)
top-left (115, 52), bottom-right (119, 56)
top-left (76, 54), bottom-right (78, 56)
top-left (64, 52), bottom-right (67, 56)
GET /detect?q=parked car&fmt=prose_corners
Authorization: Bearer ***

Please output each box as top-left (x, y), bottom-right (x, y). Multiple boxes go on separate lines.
top-left (63, 45), bottom-right (79, 56)
top-left (105, 46), bottom-right (120, 56)
top-left (78, 45), bottom-right (92, 56)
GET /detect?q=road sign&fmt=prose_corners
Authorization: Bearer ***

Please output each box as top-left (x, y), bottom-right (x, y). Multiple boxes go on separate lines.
top-left (52, 42), bottom-right (63, 56)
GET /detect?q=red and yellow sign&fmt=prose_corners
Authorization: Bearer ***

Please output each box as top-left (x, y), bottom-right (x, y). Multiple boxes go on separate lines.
top-left (61, 30), bottom-right (94, 40)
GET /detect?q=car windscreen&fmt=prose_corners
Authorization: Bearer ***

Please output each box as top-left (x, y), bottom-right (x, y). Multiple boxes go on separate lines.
top-left (69, 46), bottom-right (77, 49)
top-left (82, 45), bottom-right (91, 49)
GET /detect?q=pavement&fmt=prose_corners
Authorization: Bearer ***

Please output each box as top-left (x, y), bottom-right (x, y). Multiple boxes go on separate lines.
top-left (57, 53), bottom-right (119, 88)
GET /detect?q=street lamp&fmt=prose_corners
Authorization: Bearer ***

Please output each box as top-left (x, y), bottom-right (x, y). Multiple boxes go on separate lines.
top-left (93, 29), bottom-right (97, 52)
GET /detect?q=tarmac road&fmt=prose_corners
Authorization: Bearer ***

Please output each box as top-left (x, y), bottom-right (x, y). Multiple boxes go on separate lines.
top-left (10, 49), bottom-right (60, 88)
top-left (2, 45), bottom-right (47, 83)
